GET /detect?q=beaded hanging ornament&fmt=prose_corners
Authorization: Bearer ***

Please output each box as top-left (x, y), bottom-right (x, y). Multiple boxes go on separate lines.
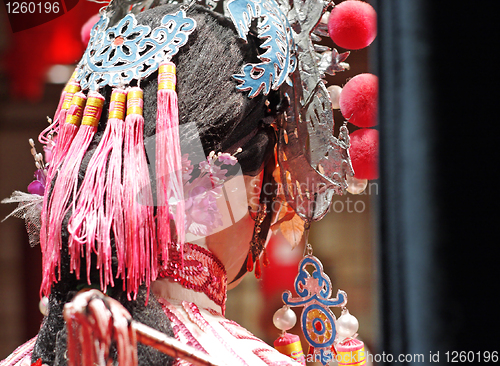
top-left (273, 242), bottom-right (367, 366)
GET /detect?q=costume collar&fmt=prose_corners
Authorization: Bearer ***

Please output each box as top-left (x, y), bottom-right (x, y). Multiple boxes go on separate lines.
top-left (158, 243), bottom-right (228, 314)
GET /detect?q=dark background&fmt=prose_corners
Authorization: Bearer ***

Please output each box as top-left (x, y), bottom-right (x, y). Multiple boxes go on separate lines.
top-left (375, 1), bottom-right (499, 363)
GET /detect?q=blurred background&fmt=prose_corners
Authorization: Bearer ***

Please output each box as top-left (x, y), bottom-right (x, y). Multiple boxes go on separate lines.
top-left (0, 0), bottom-right (104, 356)
top-left (0, 1), bottom-right (377, 361)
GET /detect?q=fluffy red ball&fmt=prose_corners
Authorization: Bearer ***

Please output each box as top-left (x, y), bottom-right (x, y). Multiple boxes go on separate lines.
top-left (349, 128), bottom-right (378, 180)
top-left (328, 0), bottom-right (377, 50)
top-left (340, 73), bottom-right (378, 127)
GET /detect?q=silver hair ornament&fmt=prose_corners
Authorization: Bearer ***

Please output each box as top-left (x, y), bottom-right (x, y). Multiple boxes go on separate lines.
top-left (219, 0), bottom-right (355, 220)
top-left (75, 8), bottom-right (196, 90)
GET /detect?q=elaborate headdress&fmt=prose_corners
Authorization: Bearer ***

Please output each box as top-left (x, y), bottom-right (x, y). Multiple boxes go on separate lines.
top-left (29, 0), bottom-right (353, 300)
top-left (6, 0), bottom-right (378, 304)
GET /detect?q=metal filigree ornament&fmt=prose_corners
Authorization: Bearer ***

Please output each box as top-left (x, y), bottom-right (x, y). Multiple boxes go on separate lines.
top-left (224, 0), bottom-right (354, 221)
top-left (75, 8), bottom-right (196, 90)
top-left (276, 0), bottom-right (353, 221)
top-left (282, 245), bottom-right (347, 365)
top-left (225, 0), bottom-right (297, 97)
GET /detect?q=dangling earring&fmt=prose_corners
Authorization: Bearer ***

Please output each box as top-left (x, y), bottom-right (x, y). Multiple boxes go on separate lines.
top-left (246, 204), bottom-right (267, 278)
top-left (245, 154), bottom-right (278, 278)
top-left (272, 223), bottom-right (367, 366)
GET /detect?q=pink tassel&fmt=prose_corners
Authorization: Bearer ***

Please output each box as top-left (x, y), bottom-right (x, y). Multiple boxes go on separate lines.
top-left (53, 81), bottom-right (81, 137)
top-left (59, 79), bottom-right (80, 117)
top-left (49, 92), bottom-right (86, 174)
top-left (123, 87), bottom-right (156, 300)
top-left (102, 89), bottom-right (127, 286)
top-left (39, 92), bottom-right (87, 297)
top-left (40, 79), bottom-right (82, 187)
top-left (39, 71), bottom-right (78, 147)
top-left (156, 61), bottom-right (185, 266)
top-left (41, 91), bottom-right (104, 296)
top-left (68, 89), bottom-right (127, 292)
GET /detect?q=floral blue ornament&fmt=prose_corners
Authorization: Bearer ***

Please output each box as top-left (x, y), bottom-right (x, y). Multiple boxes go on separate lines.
top-left (76, 10), bottom-right (196, 90)
top-left (94, 16), bottom-right (150, 67)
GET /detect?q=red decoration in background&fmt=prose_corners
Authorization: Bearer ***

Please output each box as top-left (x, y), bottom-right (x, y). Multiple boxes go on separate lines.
top-left (4, 1), bottom-right (102, 100)
top-left (81, 13), bottom-right (101, 45)
top-left (339, 73), bottom-right (378, 128)
top-left (260, 235), bottom-right (303, 299)
top-left (328, 0), bottom-right (377, 50)
top-left (349, 128), bottom-right (379, 180)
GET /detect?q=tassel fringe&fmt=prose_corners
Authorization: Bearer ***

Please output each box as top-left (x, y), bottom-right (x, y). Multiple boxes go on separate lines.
top-left (68, 89), bottom-right (127, 292)
top-left (41, 91), bottom-right (104, 296)
top-left (157, 61), bottom-right (185, 266)
top-left (40, 71), bottom-right (78, 145)
top-left (50, 92), bottom-right (86, 173)
top-left (39, 93), bottom-right (85, 295)
top-left (102, 89), bottom-right (127, 285)
top-left (39, 63), bottom-right (188, 299)
top-left (123, 87), bottom-right (157, 300)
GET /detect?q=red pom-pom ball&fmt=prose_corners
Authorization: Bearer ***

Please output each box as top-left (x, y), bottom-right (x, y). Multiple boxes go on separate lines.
top-left (349, 128), bottom-right (378, 180)
top-left (339, 73), bottom-right (378, 127)
top-left (81, 14), bottom-right (101, 45)
top-left (328, 0), bottom-right (377, 50)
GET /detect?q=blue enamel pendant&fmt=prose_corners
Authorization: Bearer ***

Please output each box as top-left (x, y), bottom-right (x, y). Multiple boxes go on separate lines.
top-left (282, 253), bottom-right (347, 365)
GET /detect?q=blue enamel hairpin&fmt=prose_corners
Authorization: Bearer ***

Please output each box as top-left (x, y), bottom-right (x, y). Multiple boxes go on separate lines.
top-left (76, 9), bottom-right (196, 90)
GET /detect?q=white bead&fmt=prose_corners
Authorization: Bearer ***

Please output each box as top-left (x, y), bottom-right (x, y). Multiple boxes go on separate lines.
top-left (273, 306), bottom-right (297, 331)
top-left (336, 309), bottom-right (359, 338)
top-left (39, 296), bottom-right (49, 316)
top-left (327, 85), bottom-right (342, 109)
top-left (321, 11), bottom-right (330, 25)
top-left (346, 175), bottom-right (368, 194)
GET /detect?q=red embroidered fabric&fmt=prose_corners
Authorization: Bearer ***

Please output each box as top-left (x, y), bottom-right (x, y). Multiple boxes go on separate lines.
top-left (219, 319), bottom-right (263, 343)
top-left (158, 243), bottom-right (227, 313)
top-left (159, 298), bottom-right (207, 355)
top-left (253, 348), bottom-right (294, 366)
top-left (158, 299), bottom-right (301, 366)
top-left (182, 301), bottom-right (250, 366)
top-left (0, 336), bottom-right (37, 366)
